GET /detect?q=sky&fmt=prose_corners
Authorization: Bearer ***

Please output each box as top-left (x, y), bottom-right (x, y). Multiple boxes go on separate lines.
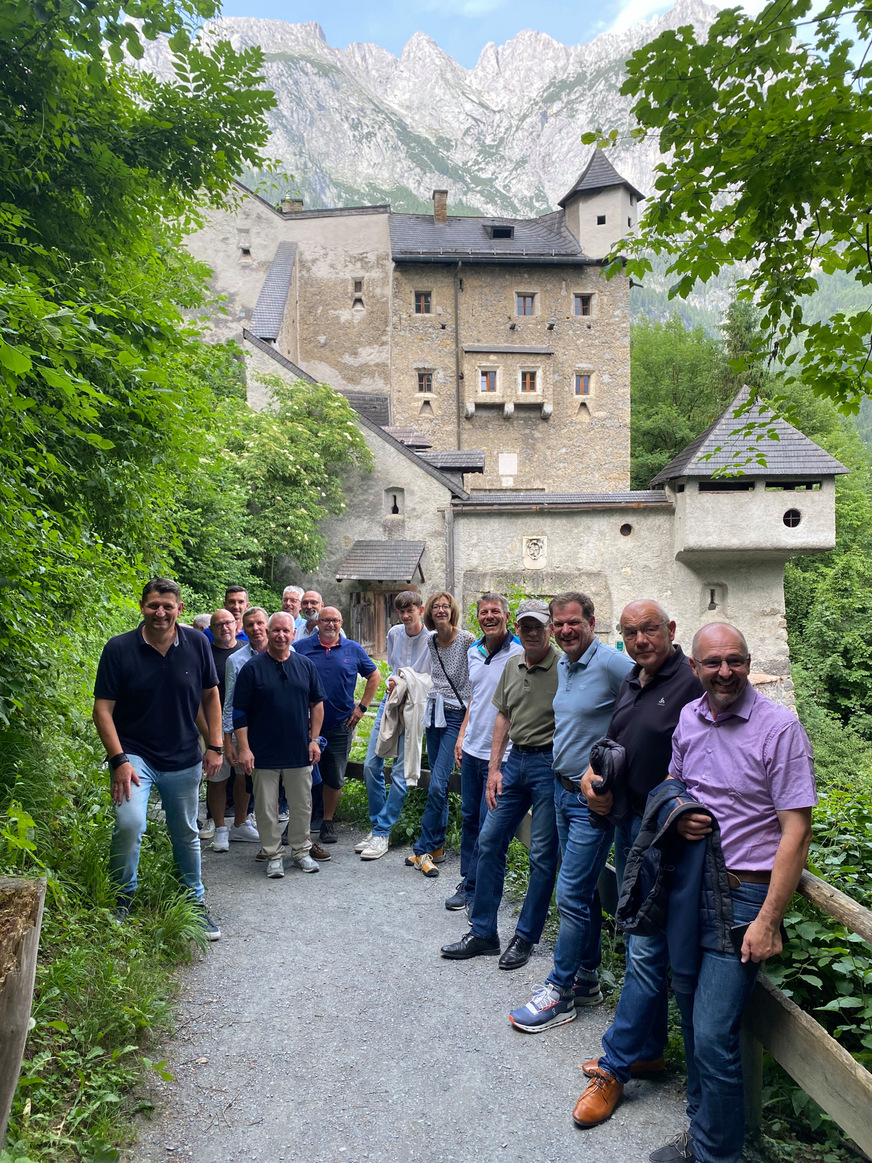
top-left (214, 0), bottom-right (746, 68)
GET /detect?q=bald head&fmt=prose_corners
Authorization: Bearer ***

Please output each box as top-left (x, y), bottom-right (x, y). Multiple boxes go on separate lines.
top-left (618, 600), bottom-right (676, 678)
top-left (691, 622), bottom-right (748, 659)
top-left (318, 605), bottom-right (343, 644)
top-left (690, 623), bottom-right (751, 717)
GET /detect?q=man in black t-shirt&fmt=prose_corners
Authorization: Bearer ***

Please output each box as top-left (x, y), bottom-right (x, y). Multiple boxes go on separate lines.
top-left (93, 578), bottom-right (222, 939)
top-left (572, 600), bottom-right (703, 1129)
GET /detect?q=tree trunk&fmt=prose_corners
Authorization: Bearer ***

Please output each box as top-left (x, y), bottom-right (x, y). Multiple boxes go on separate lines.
top-left (0, 877), bottom-right (46, 1145)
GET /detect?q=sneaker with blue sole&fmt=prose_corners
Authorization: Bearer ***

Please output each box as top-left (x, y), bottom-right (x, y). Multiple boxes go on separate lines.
top-left (509, 982), bottom-right (577, 1033)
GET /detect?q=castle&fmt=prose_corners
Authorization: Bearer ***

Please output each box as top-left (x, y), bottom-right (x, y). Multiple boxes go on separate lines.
top-left (187, 150), bottom-right (846, 693)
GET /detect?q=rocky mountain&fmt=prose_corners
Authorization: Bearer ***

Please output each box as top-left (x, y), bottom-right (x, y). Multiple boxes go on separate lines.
top-left (142, 0), bottom-right (719, 216)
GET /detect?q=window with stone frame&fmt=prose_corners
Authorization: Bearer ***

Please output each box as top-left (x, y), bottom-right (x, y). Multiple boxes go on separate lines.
top-left (415, 291), bottom-right (431, 314)
top-left (480, 369), bottom-right (498, 393)
top-left (516, 292), bottom-right (535, 316)
top-left (574, 372), bottom-right (591, 395)
top-left (417, 371), bottom-right (433, 393)
top-left (573, 293), bottom-right (593, 317)
top-left (520, 369), bottom-right (538, 393)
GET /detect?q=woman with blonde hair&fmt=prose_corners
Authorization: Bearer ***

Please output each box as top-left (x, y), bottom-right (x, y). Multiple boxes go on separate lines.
top-left (405, 591), bottom-right (474, 877)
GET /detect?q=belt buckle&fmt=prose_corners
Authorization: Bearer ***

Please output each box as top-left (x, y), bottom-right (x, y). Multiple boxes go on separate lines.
top-left (727, 871), bottom-right (741, 888)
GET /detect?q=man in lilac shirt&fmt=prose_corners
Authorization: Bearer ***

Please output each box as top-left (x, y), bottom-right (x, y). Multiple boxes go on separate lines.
top-left (648, 623), bottom-right (816, 1163)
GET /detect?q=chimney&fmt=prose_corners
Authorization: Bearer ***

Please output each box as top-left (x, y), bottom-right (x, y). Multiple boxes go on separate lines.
top-left (433, 189), bottom-right (448, 225)
top-left (281, 197), bottom-right (304, 214)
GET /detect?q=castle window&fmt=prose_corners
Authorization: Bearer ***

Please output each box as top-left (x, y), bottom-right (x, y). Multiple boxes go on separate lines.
top-left (415, 291), bottom-right (431, 314)
top-left (597, 214), bottom-right (606, 225)
top-left (574, 373), bottom-right (591, 396)
top-left (486, 225), bottom-right (514, 239)
top-left (520, 369), bottom-right (538, 393)
top-left (573, 294), bottom-right (592, 317)
top-left (385, 487), bottom-right (405, 516)
top-left (480, 369), bottom-right (497, 393)
top-left (352, 296), bottom-right (364, 309)
top-left (516, 293), bottom-right (535, 316)
top-left (354, 279), bottom-right (363, 293)
top-left (783, 509), bottom-right (802, 528)
top-left (417, 371), bottom-right (433, 393)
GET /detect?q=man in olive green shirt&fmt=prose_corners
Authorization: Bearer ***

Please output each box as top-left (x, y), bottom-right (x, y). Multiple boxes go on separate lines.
top-left (441, 599), bottom-right (560, 970)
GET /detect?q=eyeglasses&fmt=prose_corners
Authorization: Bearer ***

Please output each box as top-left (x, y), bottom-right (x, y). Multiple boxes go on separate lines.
top-left (431, 604), bottom-right (452, 612)
top-left (617, 621), bottom-right (667, 640)
top-left (320, 618), bottom-right (341, 625)
top-left (212, 620), bottom-right (236, 630)
top-left (693, 656), bottom-right (749, 671)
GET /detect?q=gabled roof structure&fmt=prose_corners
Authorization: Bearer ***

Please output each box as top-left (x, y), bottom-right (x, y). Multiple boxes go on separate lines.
top-left (389, 209), bottom-right (592, 264)
top-left (336, 541), bottom-right (426, 582)
top-left (558, 148), bottom-right (645, 207)
top-left (650, 387), bottom-right (849, 486)
top-left (249, 242), bottom-right (296, 341)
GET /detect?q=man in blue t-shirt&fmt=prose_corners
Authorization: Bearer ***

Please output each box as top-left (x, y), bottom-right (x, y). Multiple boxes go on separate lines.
top-left (93, 577), bottom-right (222, 939)
top-left (234, 612), bottom-right (326, 878)
top-left (294, 607), bottom-right (381, 845)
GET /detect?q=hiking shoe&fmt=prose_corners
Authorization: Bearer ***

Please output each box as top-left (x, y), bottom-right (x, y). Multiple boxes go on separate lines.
top-left (360, 835), bottom-right (389, 860)
top-left (293, 854), bottom-right (320, 873)
top-left (355, 832), bottom-right (374, 853)
top-left (266, 857), bottom-right (284, 878)
top-left (197, 908), bottom-right (221, 941)
top-left (211, 826), bottom-right (229, 852)
top-left (310, 842), bottom-right (332, 861)
top-left (230, 819), bottom-right (260, 843)
top-left (509, 982), bottom-right (577, 1033)
top-left (445, 880), bottom-right (466, 910)
top-left (572, 1072), bottom-right (623, 1127)
top-left (198, 818), bottom-right (215, 840)
top-left (649, 1132), bottom-right (696, 1162)
top-left (573, 973), bottom-right (604, 1007)
top-left (405, 852), bottom-right (439, 876)
top-left (319, 819), bottom-right (337, 844)
top-left (429, 846), bottom-right (446, 864)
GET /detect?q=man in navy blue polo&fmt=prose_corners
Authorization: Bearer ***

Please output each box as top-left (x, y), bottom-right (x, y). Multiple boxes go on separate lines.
top-left (93, 577), bottom-right (222, 939)
top-left (294, 607), bottom-right (381, 845)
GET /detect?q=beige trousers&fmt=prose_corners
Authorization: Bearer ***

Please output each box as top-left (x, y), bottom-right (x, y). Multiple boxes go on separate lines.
top-left (252, 766), bottom-right (312, 860)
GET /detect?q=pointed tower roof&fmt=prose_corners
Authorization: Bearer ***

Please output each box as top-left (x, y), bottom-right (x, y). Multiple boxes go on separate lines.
top-left (650, 386), bottom-right (849, 486)
top-left (558, 148), bottom-right (645, 207)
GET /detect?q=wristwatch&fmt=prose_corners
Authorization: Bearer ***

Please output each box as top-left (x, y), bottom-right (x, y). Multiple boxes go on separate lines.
top-left (357, 702), bottom-right (369, 713)
top-left (205, 745), bottom-right (223, 755)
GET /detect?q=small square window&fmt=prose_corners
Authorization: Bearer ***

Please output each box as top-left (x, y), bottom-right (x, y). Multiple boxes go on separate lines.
top-left (520, 370), bottom-right (537, 393)
top-left (573, 294), bottom-right (592, 317)
top-left (516, 293), bottom-right (535, 316)
top-left (480, 370), bottom-right (497, 393)
top-left (354, 279), bottom-right (363, 293)
top-left (596, 214), bottom-right (606, 225)
top-left (417, 371), bottom-right (433, 393)
top-left (415, 291), bottom-right (431, 314)
top-left (487, 225), bottom-right (514, 239)
top-left (575, 373), bottom-right (591, 396)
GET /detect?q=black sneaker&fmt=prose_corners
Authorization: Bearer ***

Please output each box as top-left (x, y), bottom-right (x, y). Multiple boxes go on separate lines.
top-left (445, 880), bottom-right (466, 911)
top-left (110, 895), bottom-right (133, 926)
top-left (649, 1132), bottom-right (696, 1162)
top-left (320, 818), bottom-right (338, 844)
top-left (197, 908), bottom-right (221, 941)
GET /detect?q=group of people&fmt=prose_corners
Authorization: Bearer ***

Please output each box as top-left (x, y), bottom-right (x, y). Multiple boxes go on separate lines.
top-left (93, 576), bottom-right (817, 1163)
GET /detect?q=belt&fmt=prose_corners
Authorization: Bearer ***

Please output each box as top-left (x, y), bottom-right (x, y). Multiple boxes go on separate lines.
top-left (514, 743), bottom-right (553, 754)
top-left (558, 775), bottom-right (581, 793)
top-left (726, 869), bottom-right (771, 887)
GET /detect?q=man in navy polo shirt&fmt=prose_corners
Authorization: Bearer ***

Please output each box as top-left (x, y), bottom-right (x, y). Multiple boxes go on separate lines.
top-left (294, 607), bottom-right (381, 845)
top-left (234, 612), bottom-right (326, 878)
top-left (93, 577), bottom-right (222, 939)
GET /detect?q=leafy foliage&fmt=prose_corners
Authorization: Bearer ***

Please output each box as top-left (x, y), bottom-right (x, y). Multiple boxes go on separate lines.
top-left (586, 0), bottom-right (872, 410)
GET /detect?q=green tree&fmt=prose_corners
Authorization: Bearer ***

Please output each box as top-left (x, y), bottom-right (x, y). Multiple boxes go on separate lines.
top-left (586, 0), bottom-right (872, 411)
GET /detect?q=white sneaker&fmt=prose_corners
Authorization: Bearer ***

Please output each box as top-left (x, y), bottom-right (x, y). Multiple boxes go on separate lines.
top-left (198, 818), bottom-right (215, 840)
top-left (211, 826), bottom-right (229, 852)
top-left (354, 832), bottom-right (374, 854)
top-left (230, 819), bottom-right (260, 843)
top-left (293, 854), bottom-right (320, 873)
top-left (360, 835), bottom-right (389, 861)
top-left (266, 857), bottom-right (284, 878)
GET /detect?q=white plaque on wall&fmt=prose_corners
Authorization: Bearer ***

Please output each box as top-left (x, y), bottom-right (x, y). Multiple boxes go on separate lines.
top-left (523, 535), bottom-right (548, 570)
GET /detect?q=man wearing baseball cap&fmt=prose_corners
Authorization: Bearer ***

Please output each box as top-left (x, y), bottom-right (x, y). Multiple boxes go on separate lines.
top-left (441, 598), bottom-right (561, 969)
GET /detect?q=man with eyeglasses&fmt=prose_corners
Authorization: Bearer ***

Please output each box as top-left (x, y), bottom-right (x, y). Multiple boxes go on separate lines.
top-left (506, 591), bottom-right (632, 1027)
top-left (646, 623), bottom-right (815, 1163)
top-left (294, 607), bottom-right (380, 846)
top-left (281, 585), bottom-right (306, 632)
top-left (571, 601), bottom-right (702, 1124)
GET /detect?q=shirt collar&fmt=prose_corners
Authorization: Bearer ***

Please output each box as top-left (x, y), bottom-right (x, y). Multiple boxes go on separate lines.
top-left (138, 625), bottom-right (179, 649)
top-left (519, 644), bottom-right (558, 672)
top-left (558, 635), bottom-right (599, 670)
top-left (474, 632), bottom-right (520, 662)
top-left (694, 680), bottom-right (757, 723)
top-left (628, 642), bottom-right (688, 686)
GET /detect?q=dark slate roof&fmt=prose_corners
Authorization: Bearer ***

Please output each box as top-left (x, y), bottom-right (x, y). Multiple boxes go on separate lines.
top-left (343, 393), bottom-right (390, 426)
top-left (558, 148), bottom-right (645, 207)
top-left (390, 209), bottom-right (593, 263)
top-left (650, 387), bottom-right (850, 485)
top-left (336, 540), bottom-right (426, 582)
top-left (419, 450), bottom-right (486, 473)
top-left (241, 332), bottom-right (468, 499)
top-left (381, 426), bottom-right (432, 448)
top-left (249, 242), bottom-right (296, 340)
top-left (457, 491), bottom-right (670, 507)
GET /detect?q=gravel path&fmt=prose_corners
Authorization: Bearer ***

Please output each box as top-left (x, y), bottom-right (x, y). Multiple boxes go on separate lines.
top-left (128, 823), bottom-right (688, 1163)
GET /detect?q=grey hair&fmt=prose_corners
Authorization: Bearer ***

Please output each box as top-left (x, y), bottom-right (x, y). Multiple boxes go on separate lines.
top-left (283, 585), bottom-right (304, 598)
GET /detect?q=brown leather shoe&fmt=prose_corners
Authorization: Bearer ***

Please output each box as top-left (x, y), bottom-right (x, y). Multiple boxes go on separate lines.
top-left (572, 1072), bottom-right (624, 1127)
top-left (582, 1056), bottom-right (667, 1079)
top-left (309, 842), bottom-right (332, 862)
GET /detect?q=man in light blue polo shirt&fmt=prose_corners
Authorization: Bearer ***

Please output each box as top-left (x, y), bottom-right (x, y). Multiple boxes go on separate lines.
top-left (509, 590), bottom-right (632, 1033)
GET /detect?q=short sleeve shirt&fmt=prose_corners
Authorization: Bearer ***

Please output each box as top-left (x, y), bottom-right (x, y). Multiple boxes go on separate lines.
top-left (492, 645), bottom-right (560, 748)
top-left (552, 637), bottom-right (633, 780)
top-left (464, 634), bottom-right (524, 759)
top-left (292, 635), bottom-right (378, 731)
top-left (233, 650), bottom-right (326, 769)
top-left (670, 684), bottom-right (817, 869)
top-left (94, 624), bottom-right (219, 771)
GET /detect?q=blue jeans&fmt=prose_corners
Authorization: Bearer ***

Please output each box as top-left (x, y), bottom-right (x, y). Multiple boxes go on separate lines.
top-left (550, 783), bottom-right (615, 990)
top-left (109, 755), bottom-right (204, 903)
top-left (469, 747), bottom-right (559, 943)
top-left (414, 707), bottom-right (464, 855)
top-left (600, 813), bottom-right (669, 1077)
top-left (363, 696), bottom-right (408, 837)
top-left (459, 752), bottom-right (490, 903)
top-left (676, 882), bottom-right (768, 1163)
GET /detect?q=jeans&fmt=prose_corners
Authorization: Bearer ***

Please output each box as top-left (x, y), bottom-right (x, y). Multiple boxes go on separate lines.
top-left (459, 752), bottom-right (490, 903)
top-left (600, 812), bottom-right (669, 1077)
top-left (676, 882), bottom-right (768, 1163)
top-left (550, 783), bottom-right (615, 990)
top-left (469, 747), bottom-right (559, 943)
top-left (109, 755), bottom-right (204, 903)
top-left (414, 707), bottom-right (464, 856)
top-left (364, 696), bottom-right (408, 837)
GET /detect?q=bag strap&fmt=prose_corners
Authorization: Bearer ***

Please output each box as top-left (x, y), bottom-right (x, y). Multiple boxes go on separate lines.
top-left (433, 638), bottom-right (466, 712)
